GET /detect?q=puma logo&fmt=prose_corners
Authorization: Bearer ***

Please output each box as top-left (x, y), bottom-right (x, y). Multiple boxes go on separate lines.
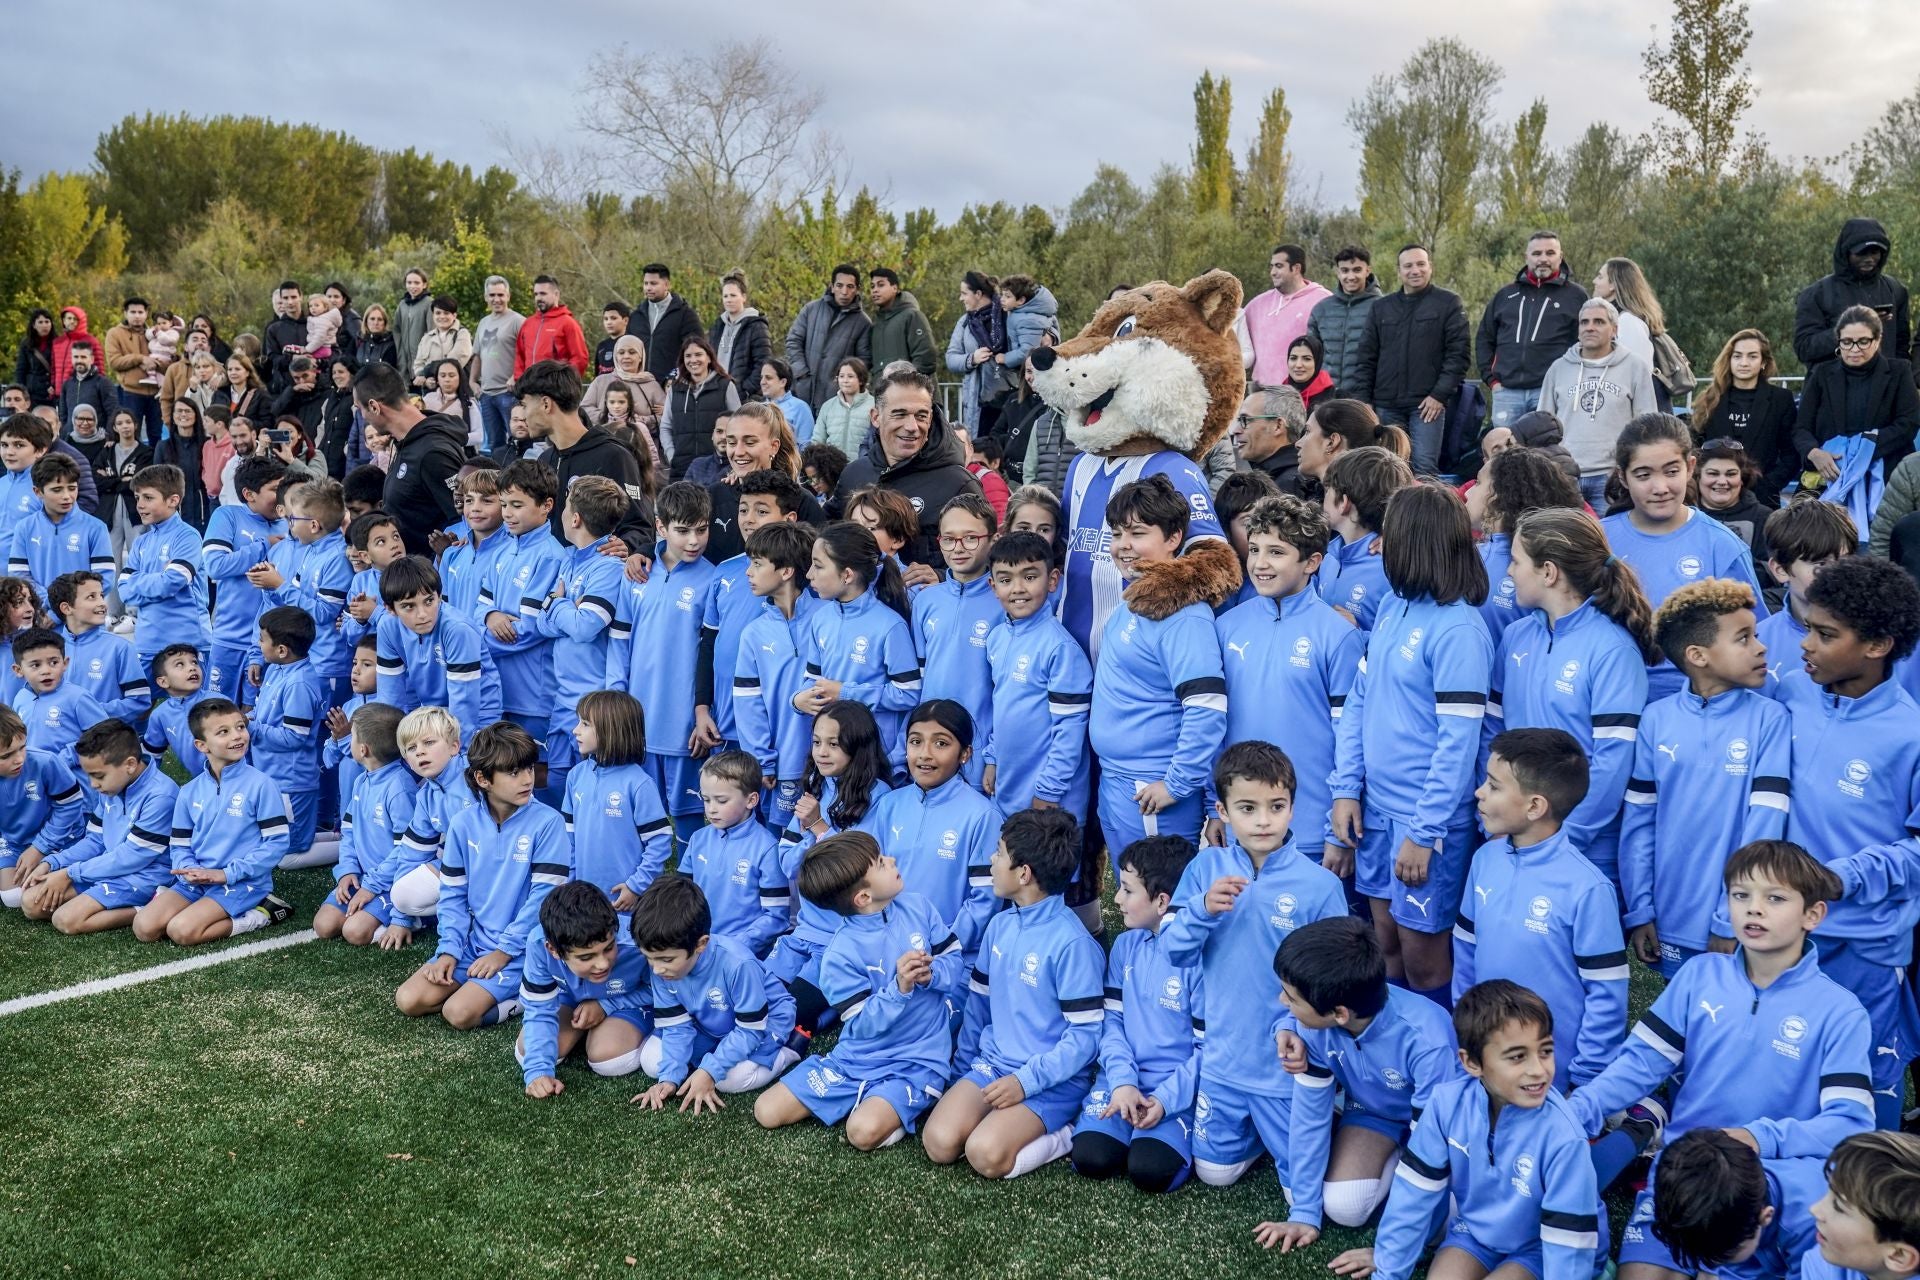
top-left (1404, 894), bottom-right (1432, 917)
top-left (1510, 651), bottom-right (1528, 664)
top-left (1474, 885), bottom-right (1489, 904)
top-left (1447, 1137), bottom-right (1471, 1155)
top-left (1657, 743), bottom-right (1679, 762)
top-left (1699, 1000), bottom-right (1723, 1024)
top-left (1225, 641), bottom-right (1251, 662)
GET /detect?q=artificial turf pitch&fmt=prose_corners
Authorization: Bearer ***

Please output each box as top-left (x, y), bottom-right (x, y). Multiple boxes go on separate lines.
top-left (0, 867), bottom-right (1660, 1280)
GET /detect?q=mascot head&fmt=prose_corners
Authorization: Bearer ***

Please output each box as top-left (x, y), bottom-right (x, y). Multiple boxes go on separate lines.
top-left (1028, 269), bottom-right (1244, 459)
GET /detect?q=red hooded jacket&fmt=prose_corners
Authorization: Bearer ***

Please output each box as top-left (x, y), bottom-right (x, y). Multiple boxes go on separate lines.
top-left (51, 306), bottom-right (105, 390)
top-left (513, 303), bottom-right (590, 378)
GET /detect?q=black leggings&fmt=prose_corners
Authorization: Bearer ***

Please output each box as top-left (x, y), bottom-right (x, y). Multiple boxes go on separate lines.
top-left (1069, 1131), bottom-right (1188, 1193)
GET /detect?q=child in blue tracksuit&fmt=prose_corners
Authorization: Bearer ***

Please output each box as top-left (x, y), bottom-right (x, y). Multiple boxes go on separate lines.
top-left (677, 750), bottom-right (788, 957)
top-left (373, 557), bottom-right (501, 747)
top-left (1329, 481), bottom-right (1493, 1005)
top-left (1345, 981), bottom-right (1601, 1280)
top-left (248, 606), bottom-right (326, 853)
top-left (10, 627), bottom-right (108, 763)
top-left (142, 645), bottom-right (211, 777)
top-left (925, 809), bottom-right (1105, 1181)
top-left (21, 717), bottom-right (177, 931)
top-left (863, 700), bottom-right (1001, 965)
top-left (1263, 916), bottom-right (1462, 1248)
top-left (1161, 741), bottom-right (1347, 1189)
top-left (397, 722), bottom-right (571, 1031)
top-left (533, 475), bottom-right (630, 808)
top-left (1601, 416), bottom-right (1769, 701)
top-left (477, 459), bottom-right (565, 747)
top-left (50, 572), bottom-right (149, 726)
top-left (199, 456), bottom-right (287, 701)
top-left (1318, 446), bottom-right (1411, 631)
top-left (1623, 580), bottom-right (1791, 977)
top-left (982, 531), bottom-right (1093, 824)
top-left (133, 697), bottom-right (292, 946)
top-left (439, 468), bottom-right (508, 621)
top-left (1755, 500), bottom-right (1857, 689)
top-left (1212, 494), bottom-right (1361, 853)
top-left (792, 520), bottom-right (921, 779)
top-left (754, 830), bottom-right (964, 1148)
top-left (1804, 1132), bottom-right (1920, 1280)
top-left (312, 702), bottom-right (417, 947)
top-left (912, 494), bottom-right (1000, 788)
top-left (1089, 475), bottom-right (1227, 858)
top-left (0, 414), bottom-right (43, 528)
top-left (339, 512), bottom-right (407, 649)
top-left (0, 704), bottom-right (86, 909)
top-left (8, 452), bottom-right (113, 595)
top-left (1455, 728), bottom-right (1628, 1092)
top-left (563, 690), bottom-right (673, 914)
top-left (630, 874), bottom-right (800, 1111)
top-left (321, 637), bottom-right (379, 846)
top-left (1571, 842), bottom-right (1874, 1279)
top-left (517, 881), bottom-right (654, 1097)
top-left (1068, 835), bottom-right (1202, 1194)
top-left (1773, 555), bottom-right (1920, 1128)
top-left (1649, 1128), bottom-right (1826, 1280)
top-left (606, 482), bottom-right (718, 839)
top-left (253, 477), bottom-right (353, 708)
top-left (388, 706), bottom-right (475, 925)
top-left (696, 468), bottom-right (812, 764)
top-left (732, 522), bottom-right (820, 829)
top-left (118, 464), bottom-right (209, 669)
top-left (1484, 508), bottom-right (1653, 886)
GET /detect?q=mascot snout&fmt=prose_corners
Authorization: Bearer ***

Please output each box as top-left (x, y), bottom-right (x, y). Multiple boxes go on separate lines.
top-left (1027, 346), bottom-right (1057, 373)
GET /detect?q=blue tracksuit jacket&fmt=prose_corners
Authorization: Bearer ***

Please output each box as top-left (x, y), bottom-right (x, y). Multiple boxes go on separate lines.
top-left (912, 571), bottom-right (1000, 785)
top-left (338, 758), bottom-right (418, 885)
top-left (1090, 598), bottom-right (1226, 800)
top-left (562, 757), bottom-right (674, 900)
top-left (982, 607), bottom-right (1092, 821)
top-left (0, 749), bottom-right (85, 861)
top-left (778, 776), bottom-right (894, 955)
top-left (434, 798), bottom-right (571, 964)
top-left (199, 505), bottom-right (285, 654)
top-left (518, 926), bottom-right (654, 1085)
top-left (395, 753), bottom-right (475, 879)
top-left (649, 935), bottom-right (797, 1086)
top-left (865, 772), bottom-right (1002, 962)
top-left (957, 893), bottom-right (1105, 1099)
top-left (818, 890), bottom-right (965, 1082)
top-left (476, 524), bottom-right (565, 719)
top-left (120, 514), bottom-right (208, 657)
top-left (733, 595), bottom-right (820, 783)
top-left (699, 553), bottom-right (762, 743)
top-left (1318, 533), bottom-right (1390, 631)
top-left (8, 507), bottom-right (114, 594)
top-left (798, 583), bottom-right (922, 772)
top-left (682, 817), bottom-right (789, 956)
top-left (43, 764), bottom-right (178, 893)
top-left (1096, 920), bottom-right (1203, 1117)
top-left (604, 549), bottom-right (717, 759)
top-left (374, 609), bottom-right (500, 747)
top-left (248, 658), bottom-right (324, 793)
top-left (169, 760), bottom-right (290, 887)
top-left (263, 530), bottom-right (352, 678)
top-left (440, 525), bottom-right (508, 622)
top-left (532, 536), bottom-right (627, 737)
top-left (1476, 532), bottom-right (1522, 640)
top-left (63, 624), bottom-right (150, 725)
top-left (1601, 509), bottom-right (1769, 699)
top-left (13, 680), bottom-right (108, 760)
top-left (144, 689), bottom-right (213, 777)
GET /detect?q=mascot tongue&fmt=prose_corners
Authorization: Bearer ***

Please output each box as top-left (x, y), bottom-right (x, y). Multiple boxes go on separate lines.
top-left (1084, 387), bottom-right (1117, 425)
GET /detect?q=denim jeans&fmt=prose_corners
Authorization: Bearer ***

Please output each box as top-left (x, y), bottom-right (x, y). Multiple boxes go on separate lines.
top-left (1578, 473), bottom-right (1610, 510)
top-left (1378, 403), bottom-right (1441, 476)
top-left (1488, 384), bottom-right (1541, 429)
top-left (118, 387), bottom-right (164, 446)
top-left (479, 391), bottom-right (517, 453)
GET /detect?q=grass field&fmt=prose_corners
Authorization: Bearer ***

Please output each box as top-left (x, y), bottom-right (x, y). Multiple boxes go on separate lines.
top-left (0, 868), bottom-right (1663, 1280)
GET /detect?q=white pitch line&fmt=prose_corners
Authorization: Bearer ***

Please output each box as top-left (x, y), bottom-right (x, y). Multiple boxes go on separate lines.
top-left (0, 929), bottom-right (321, 1018)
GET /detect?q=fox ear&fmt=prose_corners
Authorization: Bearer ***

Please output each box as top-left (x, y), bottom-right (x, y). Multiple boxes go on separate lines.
top-left (1181, 269), bottom-right (1244, 335)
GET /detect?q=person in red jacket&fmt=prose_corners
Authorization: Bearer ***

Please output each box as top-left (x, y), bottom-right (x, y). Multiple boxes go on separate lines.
top-left (51, 306), bottom-right (105, 392)
top-left (513, 275), bottom-right (590, 378)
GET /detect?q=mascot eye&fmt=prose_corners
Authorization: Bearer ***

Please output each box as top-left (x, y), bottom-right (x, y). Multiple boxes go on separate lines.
top-left (1112, 315), bottom-right (1137, 339)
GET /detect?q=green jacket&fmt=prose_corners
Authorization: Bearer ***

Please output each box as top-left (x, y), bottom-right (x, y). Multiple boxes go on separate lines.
top-left (1870, 450), bottom-right (1920, 556)
top-left (870, 291), bottom-right (937, 377)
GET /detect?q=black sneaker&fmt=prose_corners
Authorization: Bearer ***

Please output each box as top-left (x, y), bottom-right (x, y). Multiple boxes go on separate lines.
top-left (262, 893), bottom-right (295, 926)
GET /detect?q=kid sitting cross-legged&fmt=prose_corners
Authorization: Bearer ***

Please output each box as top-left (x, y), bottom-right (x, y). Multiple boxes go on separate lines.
top-left (313, 702), bottom-right (417, 948)
top-left (1649, 1127), bottom-right (1825, 1280)
top-left (518, 880), bottom-right (655, 1098)
top-left (562, 690), bottom-right (672, 914)
top-left (754, 830), bottom-right (963, 1149)
top-left (1806, 1131), bottom-right (1920, 1280)
top-left (0, 704), bottom-right (88, 909)
top-left (923, 808), bottom-right (1105, 1181)
top-left (387, 706), bottom-right (476, 925)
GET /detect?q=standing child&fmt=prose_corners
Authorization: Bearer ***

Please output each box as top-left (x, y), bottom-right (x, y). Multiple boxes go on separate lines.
top-left (1622, 580), bottom-right (1790, 977)
top-left (912, 494), bottom-right (1001, 787)
top-left (131, 698), bottom-right (293, 945)
top-left (142, 645), bottom-right (212, 777)
top-left (790, 520), bottom-right (921, 778)
top-left (1088, 474), bottom-right (1229, 859)
top-left (563, 690), bottom-right (673, 913)
top-left (1755, 500), bottom-right (1858, 687)
top-left (312, 702), bottom-right (417, 947)
top-left (0, 412), bottom-right (53, 527)
top-left (118, 464), bottom-right (209, 670)
top-left (395, 722), bottom-right (570, 1030)
top-left (923, 808), bottom-right (1105, 1180)
top-left (339, 511), bottom-right (407, 647)
top-left (0, 704), bottom-right (86, 908)
top-left (388, 706), bottom-right (474, 926)
top-left (7, 452), bottom-right (114, 594)
top-left (981, 531), bottom-right (1092, 825)
top-left (1485, 508), bottom-right (1655, 887)
top-left (199, 456), bottom-right (286, 701)
top-left (605, 482), bottom-right (718, 842)
top-left (534, 475), bottom-right (630, 806)
top-left (248, 606), bottom-right (326, 854)
top-left (1318, 447), bottom-right (1415, 631)
top-left (1329, 482), bottom-right (1493, 1005)
top-left (1806, 1132), bottom-right (1920, 1280)
top-left (48, 572), bottom-right (149, 725)
top-left (477, 459), bottom-right (565, 751)
top-left (249, 479), bottom-right (353, 708)
top-left (518, 880), bottom-right (655, 1097)
top-left (732, 521), bottom-right (820, 828)
top-left (1455, 728), bottom-right (1628, 1091)
top-left (1069, 835), bottom-right (1203, 1195)
top-left (321, 636), bottom-right (380, 849)
top-left (373, 557), bottom-right (501, 745)
top-left (754, 831), bottom-right (963, 1149)
top-left (18, 717), bottom-right (177, 933)
top-left (439, 467), bottom-right (508, 621)
top-left (1472, 447), bottom-right (1586, 642)
top-left (679, 749), bottom-right (788, 957)
top-left (10, 627), bottom-right (108, 762)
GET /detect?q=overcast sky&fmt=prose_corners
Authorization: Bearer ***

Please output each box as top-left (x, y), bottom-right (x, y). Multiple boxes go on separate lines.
top-left (3, 0), bottom-right (1912, 218)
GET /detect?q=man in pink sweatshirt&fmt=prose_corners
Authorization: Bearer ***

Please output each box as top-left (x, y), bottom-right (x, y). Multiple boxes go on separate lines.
top-left (1234, 244), bottom-right (1331, 388)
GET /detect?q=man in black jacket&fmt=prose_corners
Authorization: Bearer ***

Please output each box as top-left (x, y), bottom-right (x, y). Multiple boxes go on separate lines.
top-left (1475, 231), bottom-right (1586, 428)
top-left (630, 264), bottom-right (703, 384)
top-left (1351, 244), bottom-right (1471, 475)
top-left (830, 367), bottom-right (980, 569)
top-left (264, 281), bottom-right (309, 397)
top-left (1794, 218), bottom-right (1913, 370)
top-left (353, 362), bottom-right (464, 557)
top-left (513, 360), bottom-right (656, 560)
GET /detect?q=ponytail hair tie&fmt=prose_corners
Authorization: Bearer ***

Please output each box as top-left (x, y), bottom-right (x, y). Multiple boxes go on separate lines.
top-left (1604, 553), bottom-right (1618, 567)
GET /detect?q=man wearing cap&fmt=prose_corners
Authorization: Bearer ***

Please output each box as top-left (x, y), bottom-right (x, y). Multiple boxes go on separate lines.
top-left (1794, 217), bottom-right (1912, 368)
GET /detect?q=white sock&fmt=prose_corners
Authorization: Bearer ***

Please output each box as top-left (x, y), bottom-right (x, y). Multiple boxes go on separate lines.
top-left (1194, 1156), bottom-right (1257, 1187)
top-left (0, 886), bottom-right (23, 909)
top-left (874, 1127), bottom-right (905, 1149)
top-left (228, 905), bottom-right (269, 936)
top-left (589, 1044), bottom-right (646, 1077)
top-left (1004, 1125), bottom-right (1073, 1179)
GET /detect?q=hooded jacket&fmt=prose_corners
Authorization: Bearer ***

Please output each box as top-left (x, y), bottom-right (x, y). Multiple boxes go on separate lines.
top-left (1308, 277), bottom-right (1383, 391)
top-left (50, 307), bottom-right (104, 393)
top-left (549, 421), bottom-right (655, 550)
top-left (869, 290), bottom-right (937, 378)
top-left (382, 413), bottom-right (466, 557)
top-left (831, 402), bottom-right (982, 569)
top-left (632, 293), bottom-right (704, 384)
top-left (1001, 286), bottom-right (1060, 374)
top-left (1508, 408), bottom-right (1582, 485)
top-left (1794, 218), bottom-right (1912, 369)
top-left (707, 308), bottom-right (773, 386)
top-left (513, 303), bottom-right (590, 378)
top-left (784, 289), bottom-right (873, 410)
top-left (1475, 262), bottom-right (1588, 391)
top-left (1536, 342), bottom-right (1661, 476)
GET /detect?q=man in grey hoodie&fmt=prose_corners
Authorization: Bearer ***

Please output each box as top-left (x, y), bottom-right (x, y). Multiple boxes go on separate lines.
top-left (1536, 297), bottom-right (1659, 507)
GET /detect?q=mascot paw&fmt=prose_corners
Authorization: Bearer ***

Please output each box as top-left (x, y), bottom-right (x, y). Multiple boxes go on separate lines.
top-left (1122, 540), bottom-right (1243, 620)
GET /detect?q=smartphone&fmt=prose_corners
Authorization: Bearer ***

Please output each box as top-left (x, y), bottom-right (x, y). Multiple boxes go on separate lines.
top-left (268, 428), bottom-right (292, 445)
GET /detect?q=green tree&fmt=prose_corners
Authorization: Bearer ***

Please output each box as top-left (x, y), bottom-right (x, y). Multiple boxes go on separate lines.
top-left (754, 186), bottom-right (902, 340)
top-left (1191, 72), bottom-right (1236, 216)
top-left (1347, 38), bottom-right (1502, 253)
top-left (1243, 86), bottom-right (1294, 226)
top-left (427, 220), bottom-right (531, 330)
top-left (1852, 78), bottom-right (1920, 192)
top-left (0, 172), bottom-right (39, 341)
top-left (1047, 165), bottom-right (1147, 326)
top-left (1641, 0), bottom-right (1760, 182)
top-left (1558, 123), bottom-right (1647, 271)
top-left (1495, 99), bottom-right (1557, 230)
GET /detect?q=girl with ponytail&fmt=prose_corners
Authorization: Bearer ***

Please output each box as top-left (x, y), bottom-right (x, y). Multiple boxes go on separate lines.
top-left (1492, 507), bottom-right (1656, 888)
top-left (793, 521), bottom-right (921, 777)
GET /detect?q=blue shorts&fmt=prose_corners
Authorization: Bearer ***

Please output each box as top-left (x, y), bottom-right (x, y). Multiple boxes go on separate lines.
top-left (645, 753), bottom-right (705, 818)
top-left (74, 873), bottom-right (167, 909)
top-left (506, 712), bottom-right (551, 745)
top-left (1192, 1077), bottom-right (1294, 1177)
top-left (1619, 1181), bottom-right (1683, 1273)
top-left (1353, 812), bottom-right (1472, 934)
top-left (1338, 1100), bottom-right (1410, 1145)
top-left (283, 787), bottom-right (318, 855)
top-left (766, 932), bottom-right (827, 988)
top-left (448, 953), bottom-right (526, 1006)
top-left (1656, 940), bottom-right (1703, 981)
top-left (162, 876), bottom-right (273, 916)
top-left (961, 1060), bottom-right (1090, 1132)
top-left (1813, 936), bottom-right (1919, 1121)
top-left (1097, 774), bottom-right (1205, 875)
top-left (787, 1051), bottom-right (944, 1133)
top-left (1073, 1086), bottom-right (1195, 1165)
top-left (1442, 1222), bottom-right (1543, 1280)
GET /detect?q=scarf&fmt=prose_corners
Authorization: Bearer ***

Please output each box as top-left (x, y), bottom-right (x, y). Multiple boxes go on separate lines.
top-left (965, 299), bottom-right (1007, 354)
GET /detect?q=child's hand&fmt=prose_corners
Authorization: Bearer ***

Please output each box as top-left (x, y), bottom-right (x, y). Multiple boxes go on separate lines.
top-left (484, 611), bottom-right (518, 642)
top-left (981, 1075), bottom-right (1026, 1109)
top-left (348, 594), bottom-right (376, 623)
top-left (895, 949), bottom-right (931, 994)
top-left (1722, 1127), bottom-right (1759, 1152)
top-left (980, 764), bottom-right (996, 797)
top-left (1201, 816), bottom-right (1226, 847)
top-left (570, 1000), bottom-right (606, 1030)
top-left (347, 887), bottom-right (376, 914)
top-left (623, 552), bottom-right (651, 584)
top-left (1329, 798), bottom-right (1364, 846)
top-left (1628, 922), bottom-right (1661, 966)
top-left (246, 664), bottom-right (263, 688)
top-left (677, 1069), bottom-right (724, 1114)
top-left (246, 563), bottom-right (283, 590)
top-left (1133, 1096), bottom-right (1165, 1129)
top-left (333, 874), bottom-right (359, 906)
top-left (1275, 1027), bottom-right (1308, 1073)
top-left (1254, 1221), bottom-right (1320, 1253)
top-left (1707, 934), bottom-right (1738, 955)
top-left (467, 949), bottom-right (512, 980)
top-left (424, 955), bottom-right (457, 985)
top-left (1135, 780), bottom-right (1175, 815)
top-left (1321, 842), bottom-right (1355, 879)
top-left (611, 885), bottom-right (641, 913)
top-left (525, 1075), bottom-right (564, 1099)
top-left (688, 709), bottom-right (722, 755)
top-left (175, 866), bottom-right (227, 885)
top-left (1101, 1083), bottom-right (1146, 1122)
top-left (633, 1081), bottom-right (677, 1110)
top-left (346, 549), bottom-right (370, 572)
top-left (1393, 839), bottom-right (1432, 888)
top-left (427, 530), bottom-right (461, 556)
top-left (378, 924), bottom-right (414, 951)
top-left (1203, 874), bottom-right (1248, 916)
top-left (901, 561), bottom-right (941, 590)
top-left (792, 793), bottom-right (821, 831)
top-left (325, 706), bottom-right (351, 739)
top-left (1328, 1246), bottom-right (1376, 1278)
